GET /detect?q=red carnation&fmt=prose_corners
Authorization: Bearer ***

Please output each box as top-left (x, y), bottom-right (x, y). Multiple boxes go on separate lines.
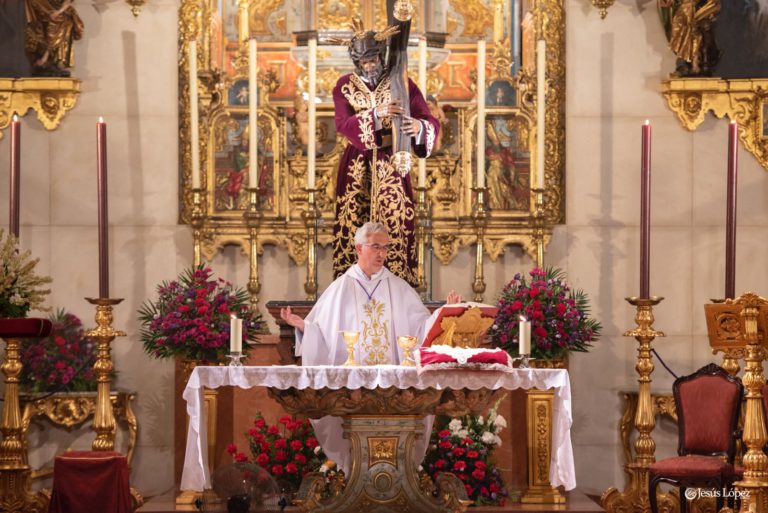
top-left (254, 418), bottom-right (266, 428)
top-left (534, 326), bottom-right (547, 338)
top-left (285, 463), bottom-right (298, 474)
top-left (434, 459), bottom-right (446, 469)
top-left (290, 440), bottom-right (303, 451)
top-left (267, 425), bottom-right (279, 435)
top-left (452, 447), bottom-right (465, 457)
top-left (471, 468), bottom-right (486, 480)
top-left (305, 437), bottom-right (318, 449)
top-left (226, 443), bottom-right (237, 455)
top-left (474, 461), bottom-right (487, 470)
top-left (439, 440), bottom-right (452, 449)
top-left (235, 453), bottom-right (248, 462)
top-left (256, 454), bottom-right (269, 466)
top-left (274, 450), bottom-right (287, 462)
top-left (464, 484), bottom-right (474, 497)
top-left (271, 464), bottom-right (284, 476)
top-left (452, 461), bottom-right (466, 471)
top-left (294, 453), bottom-right (306, 464)
top-left (466, 450), bottom-right (478, 459)
top-left (438, 429), bottom-right (451, 438)
top-left (274, 438), bottom-right (287, 449)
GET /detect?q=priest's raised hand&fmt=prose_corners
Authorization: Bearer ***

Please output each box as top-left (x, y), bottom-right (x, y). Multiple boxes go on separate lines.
top-left (280, 306), bottom-right (305, 332)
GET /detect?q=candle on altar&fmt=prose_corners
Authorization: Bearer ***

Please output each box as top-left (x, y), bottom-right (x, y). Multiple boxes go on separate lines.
top-left (493, 0), bottom-right (503, 42)
top-left (640, 120), bottom-right (652, 299)
top-left (535, 39), bottom-right (546, 190)
top-left (476, 38), bottom-right (486, 189)
top-left (417, 37), bottom-right (427, 188)
top-left (239, 1), bottom-right (249, 42)
top-left (307, 36), bottom-right (317, 190)
top-left (189, 39), bottom-right (201, 189)
top-left (248, 37), bottom-right (259, 189)
top-left (230, 315), bottom-right (243, 353)
top-left (725, 120), bottom-right (739, 299)
top-left (9, 114), bottom-right (20, 238)
top-left (97, 117), bottom-right (109, 299)
top-left (519, 316), bottom-right (531, 355)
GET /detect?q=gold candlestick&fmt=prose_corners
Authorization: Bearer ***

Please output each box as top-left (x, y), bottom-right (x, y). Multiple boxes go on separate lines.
top-left (85, 297), bottom-right (126, 452)
top-left (397, 336), bottom-right (417, 367)
top-left (531, 187), bottom-right (546, 268)
top-left (601, 297), bottom-right (673, 513)
top-left (341, 331), bottom-right (359, 367)
top-left (244, 187), bottom-right (262, 308)
top-left (472, 187), bottom-right (488, 302)
top-left (303, 187), bottom-right (320, 301)
top-left (414, 185), bottom-right (431, 298)
top-left (190, 188), bottom-right (206, 267)
top-left (0, 322), bottom-right (50, 513)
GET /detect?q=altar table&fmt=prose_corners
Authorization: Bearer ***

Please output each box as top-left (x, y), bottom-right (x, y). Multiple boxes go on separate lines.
top-left (180, 365), bottom-right (576, 511)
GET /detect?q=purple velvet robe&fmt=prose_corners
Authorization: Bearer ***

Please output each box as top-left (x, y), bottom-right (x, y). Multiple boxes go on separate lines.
top-left (332, 73), bottom-right (439, 286)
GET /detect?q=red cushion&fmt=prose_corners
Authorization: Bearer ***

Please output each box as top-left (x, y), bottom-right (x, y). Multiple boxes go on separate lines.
top-left (678, 375), bottom-right (740, 453)
top-left (49, 451), bottom-right (132, 513)
top-left (649, 455), bottom-right (732, 479)
top-left (0, 318), bottom-right (52, 338)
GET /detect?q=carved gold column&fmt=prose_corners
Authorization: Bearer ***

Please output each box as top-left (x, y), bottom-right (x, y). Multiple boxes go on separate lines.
top-left (414, 185), bottom-right (430, 298)
top-left (522, 389), bottom-right (565, 503)
top-left (472, 187), bottom-right (488, 302)
top-left (531, 188), bottom-right (546, 268)
top-left (733, 293), bottom-right (768, 513)
top-left (0, 332), bottom-right (48, 513)
top-left (601, 297), bottom-right (674, 513)
top-left (85, 298), bottom-right (126, 451)
top-left (244, 187), bottom-right (262, 307)
top-left (303, 187), bottom-right (320, 301)
top-left (191, 188), bottom-right (206, 267)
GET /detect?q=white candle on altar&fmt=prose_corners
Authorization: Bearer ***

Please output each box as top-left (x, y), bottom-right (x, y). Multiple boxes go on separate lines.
top-left (307, 37), bottom-right (317, 189)
top-left (230, 315), bottom-right (243, 353)
top-left (248, 37), bottom-right (258, 189)
top-left (417, 37), bottom-right (427, 188)
top-left (239, 1), bottom-right (249, 42)
top-left (535, 39), bottom-right (546, 190)
top-left (476, 39), bottom-right (486, 189)
top-left (519, 316), bottom-right (531, 355)
top-left (189, 38), bottom-right (201, 189)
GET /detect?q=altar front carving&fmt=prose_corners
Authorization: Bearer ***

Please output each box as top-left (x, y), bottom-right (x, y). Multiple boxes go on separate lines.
top-left (180, 365), bottom-right (575, 512)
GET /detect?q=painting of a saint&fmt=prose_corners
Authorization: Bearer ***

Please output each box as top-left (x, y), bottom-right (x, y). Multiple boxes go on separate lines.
top-left (714, 0), bottom-right (768, 77)
top-left (486, 80), bottom-right (516, 107)
top-left (484, 117), bottom-right (529, 211)
top-left (228, 79), bottom-right (250, 106)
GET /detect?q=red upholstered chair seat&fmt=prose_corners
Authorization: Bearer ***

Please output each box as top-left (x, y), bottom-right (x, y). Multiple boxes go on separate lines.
top-left (649, 455), bottom-right (733, 479)
top-left (649, 364), bottom-right (743, 513)
top-left (49, 451), bottom-right (133, 513)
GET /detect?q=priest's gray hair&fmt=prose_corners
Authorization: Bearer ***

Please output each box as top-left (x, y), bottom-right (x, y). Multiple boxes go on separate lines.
top-left (354, 222), bottom-right (389, 245)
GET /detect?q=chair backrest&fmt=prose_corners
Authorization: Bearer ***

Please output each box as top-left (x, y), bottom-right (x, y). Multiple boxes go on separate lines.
top-left (674, 363), bottom-right (743, 460)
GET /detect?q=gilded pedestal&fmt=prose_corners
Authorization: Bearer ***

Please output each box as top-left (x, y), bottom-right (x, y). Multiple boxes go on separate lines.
top-left (268, 386), bottom-right (495, 513)
top-left (0, 335), bottom-right (48, 513)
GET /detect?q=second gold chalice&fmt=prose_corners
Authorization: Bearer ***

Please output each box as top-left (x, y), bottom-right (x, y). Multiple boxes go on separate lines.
top-left (397, 336), bottom-right (418, 367)
top-left (340, 331), bottom-right (359, 367)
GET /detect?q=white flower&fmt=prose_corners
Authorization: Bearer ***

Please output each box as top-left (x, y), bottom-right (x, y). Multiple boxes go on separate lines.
top-left (494, 434), bottom-right (503, 446)
top-left (314, 446), bottom-right (322, 455)
top-left (448, 419), bottom-right (463, 433)
top-left (319, 464), bottom-right (328, 473)
top-left (494, 414), bottom-right (507, 429)
top-left (418, 465), bottom-right (423, 472)
top-left (477, 415), bottom-right (484, 425)
top-left (481, 431), bottom-right (496, 444)
top-left (457, 429), bottom-right (469, 438)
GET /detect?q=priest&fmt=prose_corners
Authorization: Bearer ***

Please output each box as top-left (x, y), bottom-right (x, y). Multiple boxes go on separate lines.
top-left (280, 221), bottom-right (460, 471)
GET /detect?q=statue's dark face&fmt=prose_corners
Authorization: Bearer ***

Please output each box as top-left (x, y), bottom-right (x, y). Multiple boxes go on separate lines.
top-left (359, 55), bottom-right (383, 84)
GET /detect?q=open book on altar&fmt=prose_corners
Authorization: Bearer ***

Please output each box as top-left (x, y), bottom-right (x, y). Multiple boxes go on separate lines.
top-left (418, 303), bottom-right (512, 372)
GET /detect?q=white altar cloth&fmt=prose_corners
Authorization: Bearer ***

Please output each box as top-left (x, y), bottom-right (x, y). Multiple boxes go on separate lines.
top-left (180, 365), bottom-right (576, 491)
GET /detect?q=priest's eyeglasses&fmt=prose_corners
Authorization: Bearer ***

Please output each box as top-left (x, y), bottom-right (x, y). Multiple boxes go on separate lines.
top-left (364, 243), bottom-right (391, 253)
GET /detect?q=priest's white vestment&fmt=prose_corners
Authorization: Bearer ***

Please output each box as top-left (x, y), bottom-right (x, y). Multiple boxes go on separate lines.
top-left (295, 264), bottom-right (433, 472)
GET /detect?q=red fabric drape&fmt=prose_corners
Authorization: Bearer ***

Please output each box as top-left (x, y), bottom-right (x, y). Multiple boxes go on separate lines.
top-left (49, 451), bottom-right (132, 513)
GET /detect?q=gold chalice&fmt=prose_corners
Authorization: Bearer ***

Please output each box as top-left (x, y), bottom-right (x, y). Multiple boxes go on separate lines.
top-left (397, 336), bottom-right (418, 367)
top-left (340, 331), bottom-right (359, 367)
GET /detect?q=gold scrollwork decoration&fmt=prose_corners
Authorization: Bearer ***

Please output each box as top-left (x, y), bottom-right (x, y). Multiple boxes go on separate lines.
top-left (0, 78), bottom-right (80, 138)
top-left (662, 78), bottom-right (768, 171)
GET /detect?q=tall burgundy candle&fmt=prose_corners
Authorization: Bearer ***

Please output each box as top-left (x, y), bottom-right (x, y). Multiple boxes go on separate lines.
top-left (9, 115), bottom-right (20, 238)
top-left (640, 120), bottom-right (652, 299)
top-left (725, 120), bottom-right (738, 299)
top-left (97, 117), bottom-right (109, 298)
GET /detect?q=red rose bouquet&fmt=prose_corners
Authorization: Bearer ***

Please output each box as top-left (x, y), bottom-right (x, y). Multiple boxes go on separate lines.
top-left (227, 413), bottom-right (326, 492)
top-left (20, 309), bottom-right (97, 393)
top-left (423, 397), bottom-right (509, 506)
top-left (487, 267), bottom-right (601, 360)
top-left (138, 265), bottom-right (263, 363)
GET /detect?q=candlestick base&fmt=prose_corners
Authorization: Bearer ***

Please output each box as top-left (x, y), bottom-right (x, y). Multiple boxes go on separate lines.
top-left (227, 352), bottom-right (244, 366)
top-left (518, 354), bottom-right (531, 369)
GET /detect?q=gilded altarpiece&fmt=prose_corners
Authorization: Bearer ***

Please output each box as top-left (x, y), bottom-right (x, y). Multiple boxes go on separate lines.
top-left (177, 0), bottom-right (565, 293)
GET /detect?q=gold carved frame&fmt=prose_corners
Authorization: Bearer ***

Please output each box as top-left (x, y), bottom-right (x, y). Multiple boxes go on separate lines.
top-left (177, 0), bottom-right (565, 299)
top-left (662, 78), bottom-right (768, 170)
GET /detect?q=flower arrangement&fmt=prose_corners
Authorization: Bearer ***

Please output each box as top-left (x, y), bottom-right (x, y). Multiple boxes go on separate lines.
top-left (227, 413), bottom-right (326, 492)
top-left (0, 229), bottom-right (51, 318)
top-left (487, 267), bottom-right (601, 360)
top-left (422, 397), bottom-right (509, 506)
top-left (138, 265), bottom-right (264, 363)
top-left (20, 309), bottom-right (97, 393)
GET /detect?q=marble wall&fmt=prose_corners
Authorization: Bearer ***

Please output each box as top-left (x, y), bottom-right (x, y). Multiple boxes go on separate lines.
top-left (0, 0), bottom-right (767, 500)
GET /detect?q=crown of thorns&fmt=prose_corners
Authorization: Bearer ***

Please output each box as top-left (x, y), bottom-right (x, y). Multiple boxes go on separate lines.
top-left (326, 18), bottom-right (400, 47)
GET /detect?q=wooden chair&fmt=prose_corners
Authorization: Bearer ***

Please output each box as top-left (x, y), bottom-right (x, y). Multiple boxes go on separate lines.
top-left (649, 363), bottom-right (743, 513)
